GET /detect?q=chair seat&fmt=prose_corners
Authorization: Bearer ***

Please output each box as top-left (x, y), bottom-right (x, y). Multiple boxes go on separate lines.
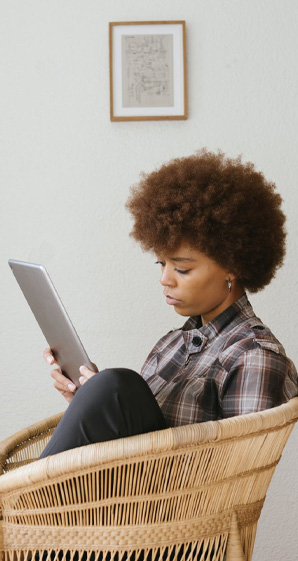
top-left (1, 398), bottom-right (298, 561)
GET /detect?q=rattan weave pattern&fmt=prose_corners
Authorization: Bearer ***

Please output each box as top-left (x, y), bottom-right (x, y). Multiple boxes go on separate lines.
top-left (0, 399), bottom-right (298, 561)
top-left (0, 501), bottom-right (264, 549)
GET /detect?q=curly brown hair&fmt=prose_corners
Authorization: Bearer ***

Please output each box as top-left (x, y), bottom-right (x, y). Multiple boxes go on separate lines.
top-left (126, 149), bottom-right (286, 293)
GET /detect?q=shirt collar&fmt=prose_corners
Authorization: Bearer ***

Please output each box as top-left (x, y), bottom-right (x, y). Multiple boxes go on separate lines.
top-left (181, 294), bottom-right (254, 350)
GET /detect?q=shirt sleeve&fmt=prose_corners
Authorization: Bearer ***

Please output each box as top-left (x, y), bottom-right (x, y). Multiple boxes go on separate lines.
top-left (220, 345), bottom-right (289, 418)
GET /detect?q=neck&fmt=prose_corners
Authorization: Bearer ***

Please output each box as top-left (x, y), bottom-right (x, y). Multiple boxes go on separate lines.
top-left (201, 284), bottom-right (245, 325)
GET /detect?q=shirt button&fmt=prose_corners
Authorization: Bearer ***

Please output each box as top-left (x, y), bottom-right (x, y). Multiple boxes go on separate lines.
top-left (192, 336), bottom-right (202, 347)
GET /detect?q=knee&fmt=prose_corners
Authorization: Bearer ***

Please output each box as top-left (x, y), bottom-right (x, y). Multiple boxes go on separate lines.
top-left (65, 367), bottom-right (165, 443)
top-left (100, 368), bottom-right (146, 393)
top-left (73, 368), bottom-right (143, 407)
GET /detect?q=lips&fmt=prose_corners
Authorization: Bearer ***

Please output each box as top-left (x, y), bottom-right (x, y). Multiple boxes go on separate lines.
top-left (165, 294), bottom-right (181, 305)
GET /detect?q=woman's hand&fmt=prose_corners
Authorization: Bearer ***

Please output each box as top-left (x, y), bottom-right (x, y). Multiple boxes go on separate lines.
top-left (79, 365), bottom-right (97, 386)
top-left (43, 348), bottom-right (98, 403)
top-left (43, 348), bottom-right (78, 403)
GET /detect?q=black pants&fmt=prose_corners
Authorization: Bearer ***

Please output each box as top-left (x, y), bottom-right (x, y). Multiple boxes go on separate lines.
top-left (40, 368), bottom-right (167, 458)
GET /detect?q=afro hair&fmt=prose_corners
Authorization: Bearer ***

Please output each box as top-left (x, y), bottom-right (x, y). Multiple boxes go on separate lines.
top-left (126, 149), bottom-right (286, 293)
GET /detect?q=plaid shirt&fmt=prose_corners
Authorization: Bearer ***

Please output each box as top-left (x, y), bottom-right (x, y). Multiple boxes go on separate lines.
top-left (141, 294), bottom-right (298, 427)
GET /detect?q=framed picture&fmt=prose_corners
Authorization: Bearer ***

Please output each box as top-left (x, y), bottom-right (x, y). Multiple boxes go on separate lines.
top-left (109, 21), bottom-right (187, 121)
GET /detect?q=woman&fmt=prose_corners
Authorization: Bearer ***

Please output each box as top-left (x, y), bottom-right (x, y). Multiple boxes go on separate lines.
top-left (40, 149), bottom-right (298, 458)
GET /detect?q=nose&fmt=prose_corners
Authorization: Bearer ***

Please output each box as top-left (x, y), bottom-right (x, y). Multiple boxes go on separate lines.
top-left (159, 265), bottom-right (176, 287)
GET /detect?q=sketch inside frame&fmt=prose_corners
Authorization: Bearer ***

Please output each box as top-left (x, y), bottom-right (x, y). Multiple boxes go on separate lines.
top-left (110, 21), bottom-right (187, 120)
top-left (122, 34), bottom-right (174, 108)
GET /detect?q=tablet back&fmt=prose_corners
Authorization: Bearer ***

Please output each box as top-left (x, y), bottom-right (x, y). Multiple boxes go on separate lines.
top-left (8, 259), bottom-right (94, 387)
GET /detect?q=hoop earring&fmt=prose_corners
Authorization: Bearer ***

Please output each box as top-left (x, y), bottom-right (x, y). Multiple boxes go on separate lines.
top-left (227, 279), bottom-right (232, 293)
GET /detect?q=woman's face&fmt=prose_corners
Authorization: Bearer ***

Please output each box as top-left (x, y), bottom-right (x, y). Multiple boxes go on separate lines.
top-left (156, 243), bottom-right (244, 324)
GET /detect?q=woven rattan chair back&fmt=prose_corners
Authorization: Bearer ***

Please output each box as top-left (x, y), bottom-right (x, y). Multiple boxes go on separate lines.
top-left (0, 398), bottom-right (298, 561)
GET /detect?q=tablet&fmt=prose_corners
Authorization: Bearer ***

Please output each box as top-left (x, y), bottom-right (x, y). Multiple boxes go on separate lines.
top-left (8, 259), bottom-right (95, 387)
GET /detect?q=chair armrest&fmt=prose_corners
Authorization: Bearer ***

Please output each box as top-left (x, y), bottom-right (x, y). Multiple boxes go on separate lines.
top-left (0, 412), bottom-right (63, 474)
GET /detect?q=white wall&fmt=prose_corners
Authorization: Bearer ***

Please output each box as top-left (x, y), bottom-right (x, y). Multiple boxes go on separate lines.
top-left (1, 1), bottom-right (297, 559)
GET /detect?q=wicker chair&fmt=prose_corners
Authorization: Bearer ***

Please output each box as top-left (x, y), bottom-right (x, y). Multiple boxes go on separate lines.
top-left (0, 398), bottom-right (298, 561)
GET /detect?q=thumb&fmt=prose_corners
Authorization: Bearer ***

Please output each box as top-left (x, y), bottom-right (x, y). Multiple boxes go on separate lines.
top-left (79, 365), bottom-right (95, 379)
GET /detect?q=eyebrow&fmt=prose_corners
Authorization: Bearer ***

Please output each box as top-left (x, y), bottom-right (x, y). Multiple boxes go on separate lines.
top-left (170, 257), bottom-right (197, 263)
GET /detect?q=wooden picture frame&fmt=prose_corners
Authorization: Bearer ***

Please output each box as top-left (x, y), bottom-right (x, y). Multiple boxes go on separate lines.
top-left (109, 21), bottom-right (187, 121)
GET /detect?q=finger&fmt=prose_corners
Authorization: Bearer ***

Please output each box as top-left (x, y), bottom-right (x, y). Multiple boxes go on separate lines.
top-left (58, 390), bottom-right (75, 403)
top-left (53, 377), bottom-right (74, 393)
top-left (79, 365), bottom-right (96, 379)
top-left (43, 348), bottom-right (57, 365)
top-left (62, 392), bottom-right (73, 403)
top-left (51, 369), bottom-right (77, 393)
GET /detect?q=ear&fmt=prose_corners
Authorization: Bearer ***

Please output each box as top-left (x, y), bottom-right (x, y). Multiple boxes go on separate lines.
top-left (226, 273), bottom-right (237, 282)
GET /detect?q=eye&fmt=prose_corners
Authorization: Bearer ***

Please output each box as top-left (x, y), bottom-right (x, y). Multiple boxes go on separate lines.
top-left (175, 268), bottom-right (191, 275)
top-left (155, 260), bottom-right (165, 267)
